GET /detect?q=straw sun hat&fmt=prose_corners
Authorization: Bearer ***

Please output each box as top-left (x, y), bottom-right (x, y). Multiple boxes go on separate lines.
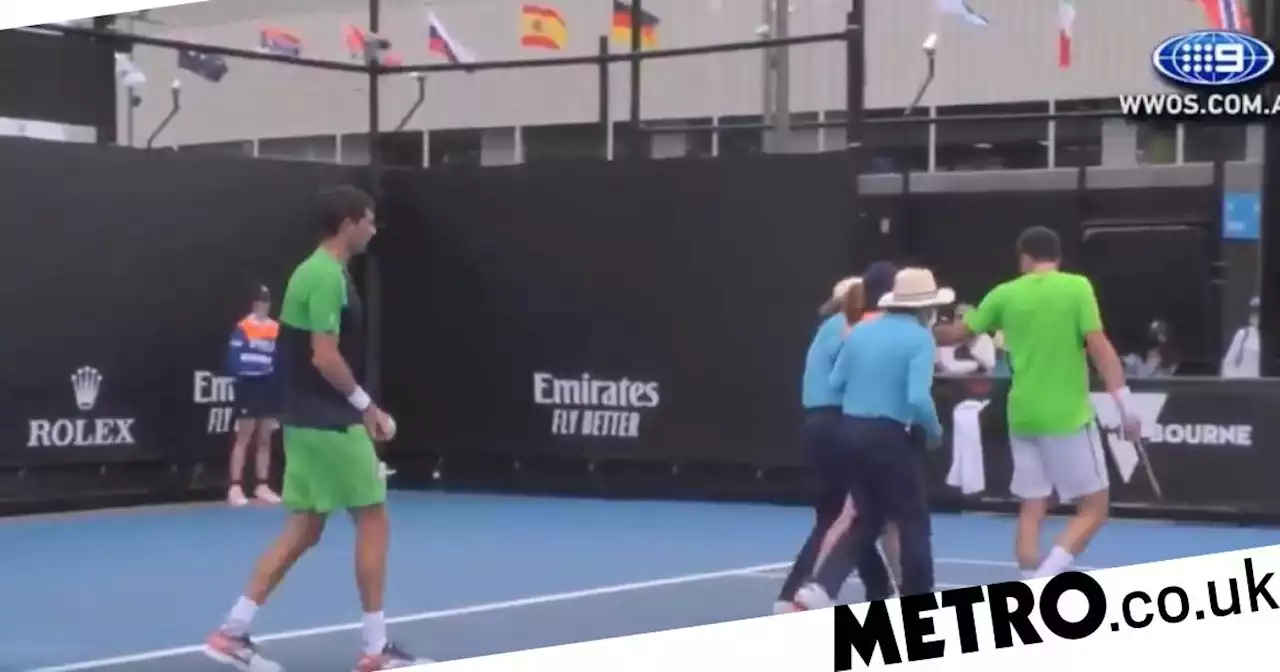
top-left (877, 268), bottom-right (955, 309)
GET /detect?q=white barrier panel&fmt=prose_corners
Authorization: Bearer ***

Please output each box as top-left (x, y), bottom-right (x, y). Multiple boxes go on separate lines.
top-left (411, 545), bottom-right (1280, 671)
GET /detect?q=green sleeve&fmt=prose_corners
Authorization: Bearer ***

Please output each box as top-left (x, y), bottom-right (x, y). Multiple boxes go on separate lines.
top-left (964, 284), bottom-right (1004, 335)
top-left (1077, 276), bottom-right (1103, 336)
top-left (302, 265), bottom-right (346, 333)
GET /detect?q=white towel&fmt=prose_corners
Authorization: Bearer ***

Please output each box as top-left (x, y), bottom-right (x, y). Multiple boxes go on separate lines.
top-left (936, 346), bottom-right (979, 374)
top-left (946, 399), bottom-right (989, 495)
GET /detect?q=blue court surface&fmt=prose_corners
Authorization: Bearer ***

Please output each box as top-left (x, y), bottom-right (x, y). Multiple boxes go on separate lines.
top-left (5, 491), bottom-right (1280, 672)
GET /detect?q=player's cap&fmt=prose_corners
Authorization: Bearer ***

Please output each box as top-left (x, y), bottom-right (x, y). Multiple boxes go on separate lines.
top-left (861, 261), bottom-right (897, 309)
top-left (253, 285), bottom-right (271, 303)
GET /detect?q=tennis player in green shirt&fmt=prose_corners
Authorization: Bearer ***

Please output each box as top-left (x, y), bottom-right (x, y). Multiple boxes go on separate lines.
top-left (935, 226), bottom-right (1141, 579)
top-left (205, 186), bottom-right (421, 671)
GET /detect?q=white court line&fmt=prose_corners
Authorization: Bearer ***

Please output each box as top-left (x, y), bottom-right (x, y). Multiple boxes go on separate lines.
top-left (741, 557), bottom-right (1099, 581)
top-left (26, 557), bottom-right (1093, 672)
top-left (28, 561), bottom-right (791, 672)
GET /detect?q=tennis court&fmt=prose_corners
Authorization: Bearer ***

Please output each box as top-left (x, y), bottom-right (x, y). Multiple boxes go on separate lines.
top-left (8, 491), bottom-right (1278, 672)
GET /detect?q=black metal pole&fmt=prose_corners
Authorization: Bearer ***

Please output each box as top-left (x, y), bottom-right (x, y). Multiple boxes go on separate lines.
top-left (598, 36), bottom-right (611, 158)
top-left (92, 15), bottom-right (117, 145)
top-left (366, 0), bottom-right (385, 399)
top-left (1259, 2), bottom-right (1280, 376)
top-left (394, 74), bottom-right (427, 132)
top-left (628, 0), bottom-right (643, 159)
top-left (146, 84), bottom-right (182, 149)
top-left (846, 1), bottom-right (865, 257)
top-left (845, 3), bottom-right (864, 157)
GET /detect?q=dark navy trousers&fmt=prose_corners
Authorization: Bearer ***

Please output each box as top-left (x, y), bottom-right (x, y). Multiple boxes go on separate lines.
top-left (777, 407), bottom-right (894, 602)
top-left (812, 415), bottom-right (934, 599)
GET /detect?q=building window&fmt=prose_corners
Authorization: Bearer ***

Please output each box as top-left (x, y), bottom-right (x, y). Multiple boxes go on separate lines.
top-left (935, 102), bottom-right (1049, 171)
top-left (718, 114), bottom-right (763, 157)
top-left (1053, 98), bottom-right (1115, 167)
top-left (610, 122), bottom-right (651, 160)
top-left (1135, 122), bottom-right (1177, 164)
top-left (179, 140), bottom-right (254, 157)
top-left (641, 117), bottom-right (713, 159)
top-left (523, 123), bottom-right (606, 162)
top-left (428, 129), bottom-right (482, 167)
top-left (257, 135), bottom-right (338, 162)
top-left (865, 107), bottom-right (929, 173)
top-left (1183, 124), bottom-right (1247, 163)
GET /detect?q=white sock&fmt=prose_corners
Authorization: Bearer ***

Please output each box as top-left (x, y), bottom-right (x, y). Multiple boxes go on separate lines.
top-left (362, 611), bottom-right (387, 655)
top-left (1033, 546), bottom-right (1075, 578)
top-left (222, 596), bottom-right (259, 636)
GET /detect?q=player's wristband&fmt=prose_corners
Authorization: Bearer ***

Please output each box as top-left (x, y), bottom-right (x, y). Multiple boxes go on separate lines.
top-left (348, 387), bottom-right (373, 412)
top-left (1112, 386), bottom-right (1134, 415)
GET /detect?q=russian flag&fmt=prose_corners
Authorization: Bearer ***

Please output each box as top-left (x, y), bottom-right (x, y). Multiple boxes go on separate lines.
top-left (427, 10), bottom-right (475, 64)
top-left (1197, 0), bottom-right (1252, 33)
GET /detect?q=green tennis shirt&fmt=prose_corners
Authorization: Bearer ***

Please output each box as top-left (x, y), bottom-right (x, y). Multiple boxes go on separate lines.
top-left (278, 248), bottom-right (365, 430)
top-left (963, 270), bottom-right (1101, 437)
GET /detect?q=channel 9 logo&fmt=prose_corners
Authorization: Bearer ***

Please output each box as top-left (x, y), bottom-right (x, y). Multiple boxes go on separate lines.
top-left (1151, 30), bottom-right (1274, 89)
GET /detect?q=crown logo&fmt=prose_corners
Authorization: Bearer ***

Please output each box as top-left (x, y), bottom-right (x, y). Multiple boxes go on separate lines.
top-left (70, 366), bottom-right (103, 411)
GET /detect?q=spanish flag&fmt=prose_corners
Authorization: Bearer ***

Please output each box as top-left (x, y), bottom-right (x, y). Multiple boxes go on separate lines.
top-left (611, 0), bottom-right (658, 49)
top-left (344, 24), bottom-right (403, 66)
top-left (521, 4), bottom-right (567, 51)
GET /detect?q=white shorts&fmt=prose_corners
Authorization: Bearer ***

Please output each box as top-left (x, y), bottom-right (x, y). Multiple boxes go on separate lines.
top-left (1009, 423), bottom-right (1109, 503)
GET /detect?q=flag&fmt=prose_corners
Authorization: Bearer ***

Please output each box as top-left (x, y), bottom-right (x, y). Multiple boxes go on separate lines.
top-left (344, 24), bottom-right (403, 66)
top-left (1058, 0), bottom-right (1076, 68)
top-left (259, 26), bottom-right (302, 57)
top-left (177, 49), bottom-right (228, 83)
top-left (427, 9), bottom-right (476, 64)
top-left (611, 1), bottom-right (659, 49)
top-left (520, 4), bottom-right (567, 51)
top-left (935, 0), bottom-right (988, 26)
top-left (1195, 0), bottom-right (1253, 33)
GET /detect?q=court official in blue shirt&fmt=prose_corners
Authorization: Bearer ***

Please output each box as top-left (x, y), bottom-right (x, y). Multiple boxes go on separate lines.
top-left (777, 264), bottom-right (902, 612)
top-left (795, 268), bottom-right (952, 607)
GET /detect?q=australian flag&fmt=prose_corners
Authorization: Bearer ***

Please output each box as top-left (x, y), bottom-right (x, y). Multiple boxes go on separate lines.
top-left (177, 49), bottom-right (228, 83)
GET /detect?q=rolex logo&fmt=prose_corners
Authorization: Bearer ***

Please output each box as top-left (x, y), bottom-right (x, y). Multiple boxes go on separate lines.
top-left (71, 366), bottom-right (103, 411)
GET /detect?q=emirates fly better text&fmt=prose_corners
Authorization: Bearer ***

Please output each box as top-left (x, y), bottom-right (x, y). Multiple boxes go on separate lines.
top-left (1120, 92), bottom-right (1280, 120)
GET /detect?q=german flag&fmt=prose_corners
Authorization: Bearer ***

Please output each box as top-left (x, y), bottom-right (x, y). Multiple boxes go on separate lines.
top-left (611, 0), bottom-right (658, 49)
top-left (521, 4), bottom-right (567, 51)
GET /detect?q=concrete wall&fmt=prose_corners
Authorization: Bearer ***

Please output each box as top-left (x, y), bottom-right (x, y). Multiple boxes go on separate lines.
top-left (124, 0), bottom-right (1214, 146)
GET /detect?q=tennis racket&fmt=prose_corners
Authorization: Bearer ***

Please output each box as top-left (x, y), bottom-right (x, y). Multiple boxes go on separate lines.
top-left (1096, 417), bottom-right (1164, 500)
top-left (1131, 435), bottom-right (1163, 500)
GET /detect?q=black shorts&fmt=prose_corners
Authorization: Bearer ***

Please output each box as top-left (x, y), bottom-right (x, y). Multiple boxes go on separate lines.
top-left (236, 376), bottom-right (280, 419)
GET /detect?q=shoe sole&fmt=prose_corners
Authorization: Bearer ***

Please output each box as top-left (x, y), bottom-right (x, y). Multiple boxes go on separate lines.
top-left (204, 645), bottom-right (285, 672)
top-left (352, 657), bottom-right (434, 671)
top-left (203, 646), bottom-right (251, 672)
top-left (353, 652), bottom-right (437, 665)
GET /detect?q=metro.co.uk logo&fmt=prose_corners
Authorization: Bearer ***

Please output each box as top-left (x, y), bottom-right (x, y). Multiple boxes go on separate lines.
top-left (834, 551), bottom-right (1277, 669)
top-left (1122, 30), bottom-right (1280, 121)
